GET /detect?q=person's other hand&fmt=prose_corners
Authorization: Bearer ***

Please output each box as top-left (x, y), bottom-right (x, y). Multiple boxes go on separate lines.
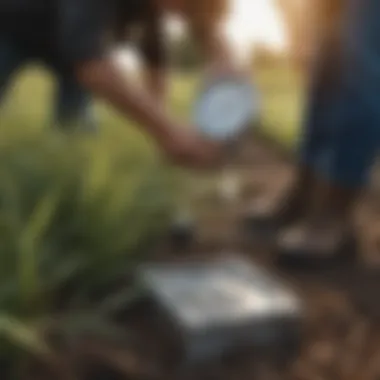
top-left (160, 127), bottom-right (222, 169)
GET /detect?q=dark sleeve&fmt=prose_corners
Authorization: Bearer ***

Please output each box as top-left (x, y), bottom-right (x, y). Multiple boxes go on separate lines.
top-left (56, 0), bottom-right (113, 64)
top-left (139, 8), bottom-right (167, 69)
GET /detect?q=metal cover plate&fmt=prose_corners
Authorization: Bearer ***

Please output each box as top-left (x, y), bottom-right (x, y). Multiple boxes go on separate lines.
top-left (138, 255), bottom-right (301, 332)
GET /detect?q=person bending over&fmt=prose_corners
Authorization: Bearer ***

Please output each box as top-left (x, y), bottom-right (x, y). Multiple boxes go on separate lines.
top-left (112, 0), bottom-right (236, 110)
top-left (0, 0), bottom-right (235, 134)
top-left (0, 0), bottom-right (237, 167)
top-left (248, 0), bottom-right (379, 264)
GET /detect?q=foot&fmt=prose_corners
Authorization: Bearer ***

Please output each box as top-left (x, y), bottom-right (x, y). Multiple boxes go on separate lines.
top-left (242, 184), bottom-right (308, 240)
top-left (275, 216), bottom-right (357, 268)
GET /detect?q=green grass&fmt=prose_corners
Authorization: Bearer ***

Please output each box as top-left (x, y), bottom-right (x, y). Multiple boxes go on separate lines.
top-left (255, 62), bottom-right (304, 149)
top-left (0, 62), bottom-right (305, 243)
top-left (0, 62), bottom-right (304, 212)
top-left (0, 63), bottom-right (305, 377)
top-left (2, 63), bottom-right (304, 148)
top-left (0, 65), bottom-right (184, 320)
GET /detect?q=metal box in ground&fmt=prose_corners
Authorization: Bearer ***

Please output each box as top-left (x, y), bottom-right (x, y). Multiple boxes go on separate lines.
top-left (137, 255), bottom-right (303, 365)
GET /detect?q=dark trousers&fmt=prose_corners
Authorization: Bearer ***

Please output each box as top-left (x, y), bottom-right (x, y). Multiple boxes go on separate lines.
top-left (298, 0), bottom-right (379, 188)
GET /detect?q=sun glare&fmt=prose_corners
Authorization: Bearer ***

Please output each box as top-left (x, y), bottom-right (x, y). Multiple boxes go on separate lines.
top-left (224, 0), bottom-right (288, 62)
top-left (115, 0), bottom-right (289, 69)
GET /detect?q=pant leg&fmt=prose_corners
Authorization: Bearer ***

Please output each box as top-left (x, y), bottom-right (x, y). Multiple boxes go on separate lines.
top-left (298, 41), bottom-right (343, 169)
top-left (299, 0), bottom-right (379, 189)
top-left (51, 66), bottom-right (98, 132)
top-left (323, 0), bottom-right (380, 188)
top-left (326, 93), bottom-right (379, 188)
top-left (297, 7), bottom-right (345, 171)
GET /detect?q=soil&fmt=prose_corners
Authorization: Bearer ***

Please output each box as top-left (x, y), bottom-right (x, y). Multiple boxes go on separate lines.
top-left (17, 133), bottom-right (380, 380)
top-left (144, 133), bottom-right (380, 380)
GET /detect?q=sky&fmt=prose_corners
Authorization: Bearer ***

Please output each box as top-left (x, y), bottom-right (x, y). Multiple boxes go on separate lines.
top-left (115, 0), bottom-right (288, 68)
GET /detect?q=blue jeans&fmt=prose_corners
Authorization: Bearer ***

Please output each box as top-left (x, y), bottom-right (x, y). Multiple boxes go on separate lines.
top-left (0, 37), bottom-right (97, 131)
top-left (299, 0), bottom-right (380, 188)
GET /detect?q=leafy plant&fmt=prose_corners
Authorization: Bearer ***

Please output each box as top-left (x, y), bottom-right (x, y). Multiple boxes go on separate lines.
top-left (0, 130), bottom-right (175, 378)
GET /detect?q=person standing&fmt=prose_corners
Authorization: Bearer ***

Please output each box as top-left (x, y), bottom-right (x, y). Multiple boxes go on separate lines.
top-left (247, 0), bottom-right (379, 264)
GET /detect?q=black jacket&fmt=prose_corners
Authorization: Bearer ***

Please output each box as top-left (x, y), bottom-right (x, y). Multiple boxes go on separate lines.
top-left (0, 0), bottom-right (166, 68)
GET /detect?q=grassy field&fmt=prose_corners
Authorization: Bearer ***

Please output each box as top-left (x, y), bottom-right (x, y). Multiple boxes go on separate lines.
top-left (0, 63), bottom-right (305, 220)
top-left (1, 62), bottom-right (304, 150)
top-left (0, 63), bottom-right (325, 380)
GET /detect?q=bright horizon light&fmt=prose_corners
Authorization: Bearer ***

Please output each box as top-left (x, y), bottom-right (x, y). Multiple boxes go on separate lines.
top-left (115, 0), bottom-right (289, 69)
top-left (224, 0), bottom-right (288, 63)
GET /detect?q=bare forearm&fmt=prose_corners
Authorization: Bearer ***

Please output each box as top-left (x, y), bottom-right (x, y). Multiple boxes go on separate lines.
top-left (198, 29), bottom-right (230, 64)
top-left (191, 20), bottom-right (235, 69)
top-left (143, 66), bottom-right (167, 101)
top-left (76, 59), bottom-right (174, 142)
top-left (190, 0), bottom-right (233, 67)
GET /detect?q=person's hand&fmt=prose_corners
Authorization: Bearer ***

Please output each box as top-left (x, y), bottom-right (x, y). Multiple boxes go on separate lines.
top-left (159, 127), bottom-right (222, 169)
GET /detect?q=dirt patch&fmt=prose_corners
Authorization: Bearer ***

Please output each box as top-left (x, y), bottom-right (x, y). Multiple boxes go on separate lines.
top-left (13, 135), bottom-right (380, 380)
top-left (159, 134), bottom-right (380, 380)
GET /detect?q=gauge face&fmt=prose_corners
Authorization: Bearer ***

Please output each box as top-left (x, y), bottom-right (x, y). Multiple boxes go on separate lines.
top-left (194, 79), bottom-right (260, 141)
